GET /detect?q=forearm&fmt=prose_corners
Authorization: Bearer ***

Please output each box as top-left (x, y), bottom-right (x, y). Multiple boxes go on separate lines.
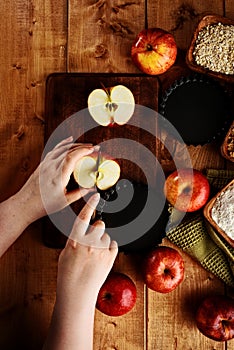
top-left (43, 296), bottom-right (97, 350)
top-left (0, 189), bottom-right (42, 257)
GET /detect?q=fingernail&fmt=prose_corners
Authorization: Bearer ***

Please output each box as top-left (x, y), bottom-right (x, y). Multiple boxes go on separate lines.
top-left (66, 136), bottom-right (73, 142)
top-left (91, 193), bottom-right (100, 202)
top-left (93, 145), bottom-right (100, 151)
top-left (80, 188), bottom-right (94, 197)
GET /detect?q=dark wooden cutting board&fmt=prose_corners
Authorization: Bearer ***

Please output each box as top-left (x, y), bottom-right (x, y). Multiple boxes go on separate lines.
top-left (43, 73), bottom-right (161, 249)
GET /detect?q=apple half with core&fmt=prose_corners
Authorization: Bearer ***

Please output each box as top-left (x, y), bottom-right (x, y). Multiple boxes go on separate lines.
top-left (131, 28), bottom-right (177, 75)
top-left (96, 272), bottom-right (137, 316)
top-left (164, 168), bottom-right (210, 212)
top-left (143, 246), bottom-right (184, 293)
top-left (73, 152), bottom-right (120, 191)
top-left (196, 295), bottom-right (234, 341)
top-left (88, 85), bottom-right (135, 126)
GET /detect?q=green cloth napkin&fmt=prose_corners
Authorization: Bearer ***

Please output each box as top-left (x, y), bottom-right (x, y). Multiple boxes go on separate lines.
top-left (166, 169), bottom-right (234, 287)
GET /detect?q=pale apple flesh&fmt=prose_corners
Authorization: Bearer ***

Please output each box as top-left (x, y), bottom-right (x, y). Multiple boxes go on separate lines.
top-left (73, 156), bottom-right (97, 189)
top-left (131, 28), bottom-right (177, 75)
top-left (88, 85), bottom-right (135, 126)
top-left (164, 169), bottom-right (210, 212)
top-left (73, 153), bottom-right (120, 191)
top-left (96, 159), bottom-right (120, 190)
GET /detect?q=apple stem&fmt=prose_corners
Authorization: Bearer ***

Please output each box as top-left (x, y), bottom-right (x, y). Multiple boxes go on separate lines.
top-left (100, 82), bottom-right (110, 98)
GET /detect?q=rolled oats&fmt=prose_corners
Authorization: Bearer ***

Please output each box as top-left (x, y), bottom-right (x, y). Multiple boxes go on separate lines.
top-left (193, 23), bottom-right (234, 75)
top-left (226, 126), bottom-right (234, 159)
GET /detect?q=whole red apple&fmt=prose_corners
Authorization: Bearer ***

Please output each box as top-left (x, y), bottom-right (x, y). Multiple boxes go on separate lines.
top-left (164, 168), bottom-right (210, 212)
top-left (96, 272), bottom-right (137, 316)
top-left (196, 295), bottom-right (234, 341)
top-left (131, 28), bottom-right (177, 75)
top-left (143, 246), bottom-right (184, 293)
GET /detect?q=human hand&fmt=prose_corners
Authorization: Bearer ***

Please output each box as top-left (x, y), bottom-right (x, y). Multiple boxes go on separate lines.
top-left (43, 194), bottom-right (117, 350)
top-left (56, 193), bottom-right (118, 305)
top-left (16, 136), bottom-right (98, 224)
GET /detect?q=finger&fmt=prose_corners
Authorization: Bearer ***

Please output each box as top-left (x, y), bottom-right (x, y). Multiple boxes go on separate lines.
top-left (52, 143), bottom-right (94, 162)
top-left (88, 220), bottom-right (105, 237)
top-left (69, 193), bottom-right (100, 240)
top-left (65, 187), bottom-right (96, 205)
top-left (62, 147), bottom-right (97, 179)
top-left (110, 240), bottom-right (118, 251)
top-left (100, 232), bottom-right (111, 245)
top-left (54, 136), bottom-right (73, 149)
top-left (68, 142), bottom-right (94, 150)
top-left (44, 140), bottom-right (73, 161)
top-left (55, 143), bottom-right (99, 168)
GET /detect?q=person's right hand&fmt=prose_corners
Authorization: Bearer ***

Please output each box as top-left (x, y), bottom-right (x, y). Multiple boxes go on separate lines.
top-left (56, 193), bottom-right (118, 304)
top-left (43, 193), bottom-right (117, 350)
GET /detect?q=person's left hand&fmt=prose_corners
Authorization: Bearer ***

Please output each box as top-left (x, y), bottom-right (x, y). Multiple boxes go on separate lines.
top-left (16, 136), bottom-right (98, 224)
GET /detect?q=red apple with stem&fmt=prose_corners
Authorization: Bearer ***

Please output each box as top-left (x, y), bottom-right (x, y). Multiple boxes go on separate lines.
top-left (143, 246), bottom-right (184, 293)
top-left (96, 272), bottom-right (137, 316)
top-left (131, 28), bottom-right (177, 75)
top-left (196, 295), bottom-right (234, 341)
top-left (164, 168), bottom-right (210, 212)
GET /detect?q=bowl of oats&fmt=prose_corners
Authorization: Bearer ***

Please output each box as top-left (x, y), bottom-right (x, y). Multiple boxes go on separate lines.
top-left (221, 121), bottom-right (234, 162)
top-left (204, 178), bottom-right (234, 248)
top-left (186, 14), bottom-right (234, 83)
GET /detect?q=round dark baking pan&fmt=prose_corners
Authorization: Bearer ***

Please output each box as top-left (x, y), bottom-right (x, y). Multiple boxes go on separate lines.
top-left (159, 75), bottom-right (232, 145)
top-left (95, 180), bottom-right (169, 253)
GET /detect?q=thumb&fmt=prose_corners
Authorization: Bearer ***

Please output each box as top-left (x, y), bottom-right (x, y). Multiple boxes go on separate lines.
top-left (65, 188), bottom-right (94, 205)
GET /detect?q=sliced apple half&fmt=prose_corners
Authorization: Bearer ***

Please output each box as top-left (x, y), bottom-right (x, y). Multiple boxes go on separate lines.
top-left (87, 85), bottom-right (135, 126)
top-left (73, 153), bottom-right (120, 190)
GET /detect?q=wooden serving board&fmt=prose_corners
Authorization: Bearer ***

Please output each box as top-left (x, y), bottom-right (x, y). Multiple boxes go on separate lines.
top-left (43, 73), bottom-right (160, 248)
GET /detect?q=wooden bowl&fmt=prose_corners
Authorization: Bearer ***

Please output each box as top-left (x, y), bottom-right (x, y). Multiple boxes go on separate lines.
top-left (204, 178), bottom-right (234, 248)
top-left (186, 14), bottom-right (234, 83)
top-left (221, 121), bottom-right (234, 162)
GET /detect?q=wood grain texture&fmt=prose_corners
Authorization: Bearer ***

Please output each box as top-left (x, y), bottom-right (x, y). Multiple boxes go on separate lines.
top-left (147, 0), bottom-right (224, 50)
top-left (226, 0), bottom-right (234, 19)
top-left (67, 3), bottom-right (152, 350)
top-left (43, 72), bottom-right (160, 349)
top-left (0, 0), bottom-right (233, 349)
top-left (94, 253), bottom-right (146, 349)
top-left (146, 1), bottom-right (230, 350)
top-left (147, 239), bottom-right (226, 350)
top-left (0, 0), bottom-right (66, 349)
top-left (68, 0), bottom-right (144, 73)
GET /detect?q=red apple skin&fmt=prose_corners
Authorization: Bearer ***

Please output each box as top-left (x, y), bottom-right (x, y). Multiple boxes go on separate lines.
top-left (196, 295), bottom-right (234, 342)
top-left (143, 246), bottom-right (184, 293)
top-left (131, 28), bottom-right (177, 75)
top-left (164, 168), bottom-right (210, 212)
top-left (96, 272), bottom-right (137, 316)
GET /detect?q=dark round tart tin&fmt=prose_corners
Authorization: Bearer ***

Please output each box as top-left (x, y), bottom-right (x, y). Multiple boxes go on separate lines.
top-left (159, 75), bottom-right (232, 145)
top-left (96, 180), bottom-right (169, 253)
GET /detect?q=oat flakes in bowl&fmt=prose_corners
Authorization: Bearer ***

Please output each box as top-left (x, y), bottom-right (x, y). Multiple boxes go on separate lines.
top-left (186, 15), bottom-right (234, 83)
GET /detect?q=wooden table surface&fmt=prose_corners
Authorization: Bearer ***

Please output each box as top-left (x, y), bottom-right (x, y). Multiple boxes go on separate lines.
top-left (0, 1), bottom-right (234, 349)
